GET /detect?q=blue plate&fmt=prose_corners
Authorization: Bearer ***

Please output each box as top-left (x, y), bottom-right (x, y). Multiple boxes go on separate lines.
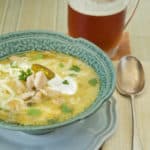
top-left (0, 97), bottom-right (117, 150)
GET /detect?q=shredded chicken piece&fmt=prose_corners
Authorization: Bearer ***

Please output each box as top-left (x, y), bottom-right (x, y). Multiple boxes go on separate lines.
top-left (26, 74), bottom-right (35, 90)
top-left (31, 91), bottom-right (42, 103)
top-left (34, 71), bottom-right (48, 90)
top-left (26, 71), bottom-right (48, 91)
top-left (21, 91), bottom-right (35, 100)
top-left (39, 89), bottom-right (48, 96)
top-left (24, 71), bottom-right (62, 105)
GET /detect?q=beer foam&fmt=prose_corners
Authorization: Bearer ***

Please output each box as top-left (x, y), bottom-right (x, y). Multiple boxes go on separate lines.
top-left (69, 0), bottom-right (129, 16)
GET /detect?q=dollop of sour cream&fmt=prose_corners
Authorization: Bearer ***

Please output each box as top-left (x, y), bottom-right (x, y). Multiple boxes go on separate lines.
top-left (48, 75), bottom-right (77, 95)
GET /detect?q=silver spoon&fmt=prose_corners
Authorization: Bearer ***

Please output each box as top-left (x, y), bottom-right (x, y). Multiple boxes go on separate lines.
top-left (116, 56), bottom-right (145, 150)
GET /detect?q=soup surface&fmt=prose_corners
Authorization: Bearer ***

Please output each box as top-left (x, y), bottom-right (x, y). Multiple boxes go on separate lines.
top-left (0, 51), bottom-right (100, 125)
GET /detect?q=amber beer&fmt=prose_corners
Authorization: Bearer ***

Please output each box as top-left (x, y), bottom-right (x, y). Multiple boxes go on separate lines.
top-left (68, 0), bottom-right (128, 55)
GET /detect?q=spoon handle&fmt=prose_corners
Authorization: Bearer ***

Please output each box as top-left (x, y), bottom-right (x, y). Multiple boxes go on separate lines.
top-left (131, 95), bottom-right (143, 150)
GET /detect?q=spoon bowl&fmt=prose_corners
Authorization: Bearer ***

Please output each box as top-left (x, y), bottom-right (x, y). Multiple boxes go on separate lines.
top-left (117, 55), bottom-right (145, 150)
top-left (117, 56), bottom-right (145, 96)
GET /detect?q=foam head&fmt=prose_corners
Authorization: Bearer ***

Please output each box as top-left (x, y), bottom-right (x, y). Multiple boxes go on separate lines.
top-left (69, 0), bottom-right (129, 16)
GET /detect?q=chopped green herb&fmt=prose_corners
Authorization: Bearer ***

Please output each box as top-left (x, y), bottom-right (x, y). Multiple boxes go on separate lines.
top-left (59, 63), bottom-right (64, 68)
top-left (31, 54), bottom-right (44, 60)
top-left (61, 104), bottom-right (72, 113)
top-left (70, 65), bottom-right (80, 72)
top-left (47, 119), bottom-right (58, 124)
top-left (88, 78), bottom-right (98, 86)
top-left (62, 80), bottom-right (69, 85)
top-left (18, 68), bottom-right (32, 81)
top-left (27, 108), bottom-right (42, 116)
top-left (10, 61), bottom-right (18, 68)
top-left (69, 73), bottom-right (77, 77)
top-left (19, 70), bottom-right (27, 81)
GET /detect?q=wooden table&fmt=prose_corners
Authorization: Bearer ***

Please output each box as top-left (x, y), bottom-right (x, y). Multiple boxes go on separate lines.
top-left (0, 0), bottom-right (150, 150)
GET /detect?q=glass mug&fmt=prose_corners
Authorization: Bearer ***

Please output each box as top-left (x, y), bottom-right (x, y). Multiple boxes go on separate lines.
top-left (68, 0), bottom-right (140, 58)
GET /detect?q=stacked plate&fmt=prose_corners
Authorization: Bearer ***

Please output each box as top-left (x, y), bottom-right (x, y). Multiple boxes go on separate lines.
top-left (0, 31), bottom-right (117, 149)
top-left (0, 97), bottom-right (117, 150)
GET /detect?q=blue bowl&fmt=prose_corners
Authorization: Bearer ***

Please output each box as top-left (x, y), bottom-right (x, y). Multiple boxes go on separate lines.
top-left (0, 31), bottom-right (116, 134)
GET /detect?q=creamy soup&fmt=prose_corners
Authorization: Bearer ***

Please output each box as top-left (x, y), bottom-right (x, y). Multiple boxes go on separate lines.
top-left (0, 51), bottom-right (100, 125)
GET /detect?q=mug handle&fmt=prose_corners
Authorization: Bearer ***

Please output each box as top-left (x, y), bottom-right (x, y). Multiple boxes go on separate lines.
top-left (124, 0), bottom-right (140, 28)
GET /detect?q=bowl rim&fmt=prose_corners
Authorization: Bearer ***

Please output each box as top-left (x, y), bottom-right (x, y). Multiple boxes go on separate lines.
top-left (0, 30), bottom-right (116, 131)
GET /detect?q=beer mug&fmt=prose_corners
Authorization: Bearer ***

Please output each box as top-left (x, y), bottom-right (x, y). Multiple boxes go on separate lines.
top-left (68, 0), bottom-right (140, 58)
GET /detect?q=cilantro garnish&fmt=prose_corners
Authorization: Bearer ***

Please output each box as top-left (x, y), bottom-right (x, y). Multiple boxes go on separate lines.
top-left (62, 80), bottom-right (69, 85)
top-left (59, 63), bottom-right (64, 68)
top-left (61, 104), bottom-right (72, 113)
top-left (69, 73), bottom-right (77, 77)
top-left (88, 78), bottom-right (98, 86)
top-left (70, 65), bottom-right (80, 72)
top-left (31, 54), bottom-right (44, 60)
top-left (18, 69), bottom-right (32, 81)
top-left (27, 108), bottom-right (42, 116)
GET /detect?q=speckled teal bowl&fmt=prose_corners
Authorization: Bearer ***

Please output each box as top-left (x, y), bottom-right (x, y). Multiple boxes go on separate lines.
top-left (0, 30), bottom-right (116, 134)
